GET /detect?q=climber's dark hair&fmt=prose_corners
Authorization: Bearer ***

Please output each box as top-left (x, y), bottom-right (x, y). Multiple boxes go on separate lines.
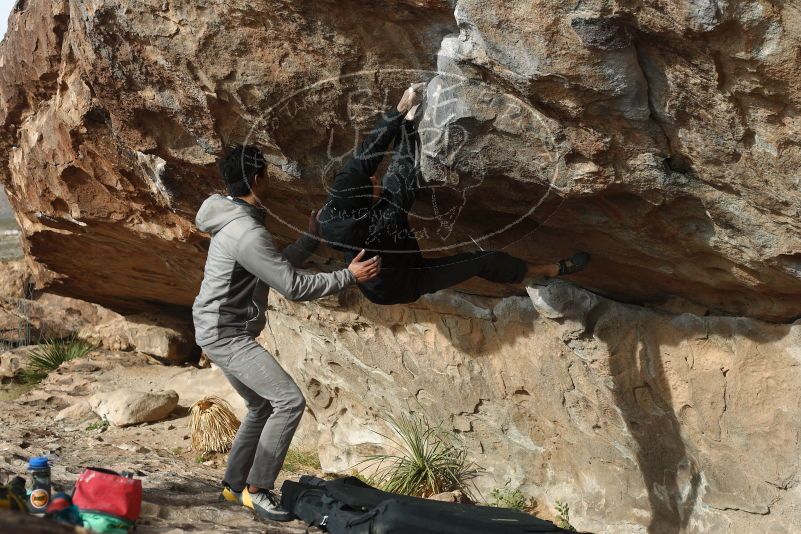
top-left (218, 144), bottom-right (265, 197)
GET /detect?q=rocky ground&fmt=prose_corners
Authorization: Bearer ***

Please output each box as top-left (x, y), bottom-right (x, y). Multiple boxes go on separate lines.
top-left (0, 347), bottom-right (322, 533)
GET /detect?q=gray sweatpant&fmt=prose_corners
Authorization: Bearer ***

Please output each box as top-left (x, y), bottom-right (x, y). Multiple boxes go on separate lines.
top-left (201, 335), bottom-right (305, 491)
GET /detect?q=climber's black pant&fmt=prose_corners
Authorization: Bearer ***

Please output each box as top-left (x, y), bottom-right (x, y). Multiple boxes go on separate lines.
top-left (413, 252), bottom-right (527, 297)
top-left (361, 251), bottom-right (528, 305)
top-left (329, 107), bottom-right (528, 305)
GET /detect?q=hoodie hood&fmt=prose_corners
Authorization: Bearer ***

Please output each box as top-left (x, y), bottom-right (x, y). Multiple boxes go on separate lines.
top-left (195, 194), bottom-right (263, 235)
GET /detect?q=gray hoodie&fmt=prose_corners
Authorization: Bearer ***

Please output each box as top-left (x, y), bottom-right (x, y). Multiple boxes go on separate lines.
top-left (192, 194), bottom-right (354, 345)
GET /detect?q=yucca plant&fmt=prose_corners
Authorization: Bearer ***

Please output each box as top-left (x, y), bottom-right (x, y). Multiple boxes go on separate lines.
top-left (21, 336), bottom-right (95, 384)
top-left (359, 413), bottom-right (481, 499)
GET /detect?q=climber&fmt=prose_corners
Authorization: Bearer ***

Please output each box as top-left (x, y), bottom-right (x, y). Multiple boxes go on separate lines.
top-left (191, 145), bottom-right (381, 522)
top-left (317, 83), bottom-right (590, 305)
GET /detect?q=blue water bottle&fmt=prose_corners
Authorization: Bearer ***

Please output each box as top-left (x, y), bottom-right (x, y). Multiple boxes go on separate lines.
top-left (26, 456), bottom-right (52, 514)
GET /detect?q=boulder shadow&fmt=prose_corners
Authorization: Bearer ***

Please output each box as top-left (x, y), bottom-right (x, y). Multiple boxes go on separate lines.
top-left (534, 281), bottom-right (795, 533)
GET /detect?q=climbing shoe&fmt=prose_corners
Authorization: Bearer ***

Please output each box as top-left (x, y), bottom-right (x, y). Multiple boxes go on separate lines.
top-left (558, 252), bottom-right (590, 275)
top-left (242, 487), bottom-right (293, 522)
top-left (221, 486), bottom-right (243, 505)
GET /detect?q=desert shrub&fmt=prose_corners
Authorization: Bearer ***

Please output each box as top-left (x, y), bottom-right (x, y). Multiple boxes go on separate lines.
top-left (21, 336), bottom-right (94, 383)
top-left (86, 418), bottom-right (109, 432)
top-left (489, 484), bottom-right (538, 513)
top-left (555, 500), bottom-right (576, 531)
top-left (359, 413), bottom-right (480, 499)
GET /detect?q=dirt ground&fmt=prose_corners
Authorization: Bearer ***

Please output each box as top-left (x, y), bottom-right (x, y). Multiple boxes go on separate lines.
top-left (0, 348), bottom-right (322, 533)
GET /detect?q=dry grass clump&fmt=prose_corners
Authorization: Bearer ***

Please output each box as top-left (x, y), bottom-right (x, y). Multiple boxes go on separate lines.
top-left (190, 396), bottom-right (240, 453)
top-left (283, 449), bottom-right (322, 474)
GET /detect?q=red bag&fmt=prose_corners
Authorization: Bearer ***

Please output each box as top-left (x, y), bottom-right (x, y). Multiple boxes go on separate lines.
top-left (72, 468), bottom-right (142, 522)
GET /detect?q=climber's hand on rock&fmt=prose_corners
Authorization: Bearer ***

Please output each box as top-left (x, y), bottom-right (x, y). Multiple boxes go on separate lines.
top-left (405, 103), bottom-right (420, 121)
top-left (348, 249), bottom-right (381, 283)
top-left (397, 82), bottom-right (426, 114)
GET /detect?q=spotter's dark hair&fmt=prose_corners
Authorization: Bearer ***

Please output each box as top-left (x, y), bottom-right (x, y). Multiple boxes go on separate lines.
top-left (218, 145), bottom-right (265, 197)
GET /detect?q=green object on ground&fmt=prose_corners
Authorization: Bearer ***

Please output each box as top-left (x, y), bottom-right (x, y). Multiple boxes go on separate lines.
top-left (78, 511), bottom-right (135, 533)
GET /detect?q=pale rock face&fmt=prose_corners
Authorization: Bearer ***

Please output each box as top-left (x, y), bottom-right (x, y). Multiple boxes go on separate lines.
top-left (261, 284), bottom-right (801, 533)
top-left (0, 261), bottom-right (27, 299)
top-left (78, 313), bottom-right (195, 362)
top-left (168, 365), bottom-right (248, 419)
top-left (120, 314), bottom-right (194, 362)
top-left (0, 348), bottom-right (29, 379)
top-left (89, 388), bottom-right (179, 427)
top-left (55, 399), bottom-right (97, 422)
top-left (428, 490), bottom-right (471, 504)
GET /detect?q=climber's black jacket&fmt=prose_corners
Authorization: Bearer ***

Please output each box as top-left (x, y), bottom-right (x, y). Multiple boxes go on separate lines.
top-left (319, 109), bottom-right (527, 305)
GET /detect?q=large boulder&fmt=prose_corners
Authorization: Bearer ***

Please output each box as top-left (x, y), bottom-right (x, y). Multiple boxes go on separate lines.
top-left (0, 0), bottom-right (455, 315)
top-left (0, 0), bottom-right (798, 320)
top-left (89, 389), bottom-right (179, 427)
top-left (79, 313), bottom-right (195, 362)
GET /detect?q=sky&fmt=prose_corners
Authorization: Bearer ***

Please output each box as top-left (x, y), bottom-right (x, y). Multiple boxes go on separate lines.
top-left (0, 0), bottom-right (16, 39)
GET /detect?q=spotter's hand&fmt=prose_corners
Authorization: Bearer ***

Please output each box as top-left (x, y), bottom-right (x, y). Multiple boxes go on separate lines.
top-left (348, 249), bottom-right (381, 283)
